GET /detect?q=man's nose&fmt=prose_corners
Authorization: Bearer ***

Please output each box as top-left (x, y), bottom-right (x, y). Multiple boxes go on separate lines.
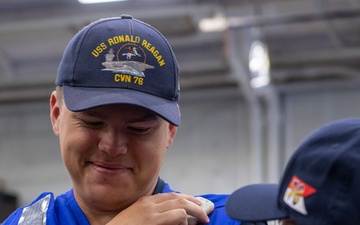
top-left (98, 130), bottom-right (128, 156)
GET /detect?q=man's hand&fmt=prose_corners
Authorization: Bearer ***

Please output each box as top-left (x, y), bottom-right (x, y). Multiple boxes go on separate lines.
top-left (106, 193), bottom-right (210, 225)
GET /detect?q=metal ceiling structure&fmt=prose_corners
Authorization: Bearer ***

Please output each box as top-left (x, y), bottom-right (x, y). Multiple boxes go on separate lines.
top-left (1, 0), bottom-right (360, 102)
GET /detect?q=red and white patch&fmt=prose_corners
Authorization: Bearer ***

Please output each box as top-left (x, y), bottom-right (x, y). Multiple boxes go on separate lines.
top-left (283, 175), bottom-right (316, 215)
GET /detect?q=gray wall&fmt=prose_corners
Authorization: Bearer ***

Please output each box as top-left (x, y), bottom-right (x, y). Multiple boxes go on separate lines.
top-left (1, 82), bottom-right (360, 207)
top-left (0, 102), bottom-right (71, 206)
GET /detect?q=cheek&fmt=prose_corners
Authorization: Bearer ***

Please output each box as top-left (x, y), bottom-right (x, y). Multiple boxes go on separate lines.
top-left (132, 135), bottom-right (168, 169)
top-left (59, 127), bottom-right (96, 165)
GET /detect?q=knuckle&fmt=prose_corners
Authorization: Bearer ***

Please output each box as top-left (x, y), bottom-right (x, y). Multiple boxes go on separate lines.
top-left (175, 197), bottom-right (188, 206)
top-left (177, 208), bottom-right (188, 219)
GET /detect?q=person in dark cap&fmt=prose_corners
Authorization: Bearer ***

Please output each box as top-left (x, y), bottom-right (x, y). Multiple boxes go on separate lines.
top-left (226, 118), bottom-right (360, 225)
top-left (2, 15), bottom-right (239, 225)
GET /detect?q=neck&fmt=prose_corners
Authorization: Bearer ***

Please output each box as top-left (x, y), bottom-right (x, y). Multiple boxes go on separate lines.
top-left (74, 178), bottom-right (163, 224)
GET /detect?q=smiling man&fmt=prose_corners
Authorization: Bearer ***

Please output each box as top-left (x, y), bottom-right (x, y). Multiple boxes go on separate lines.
top-left (2, 15), bottom-right (240, 225)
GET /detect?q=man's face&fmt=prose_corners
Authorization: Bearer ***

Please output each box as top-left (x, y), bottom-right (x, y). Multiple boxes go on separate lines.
top-left (50, 91), bottom-right (177, 212)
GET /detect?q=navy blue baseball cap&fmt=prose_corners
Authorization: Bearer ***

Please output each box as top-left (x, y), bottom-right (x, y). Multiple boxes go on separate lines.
top-left (56, 15), bottom-right (180, 125)
top-left (226, 118), bottom-right (360, 224)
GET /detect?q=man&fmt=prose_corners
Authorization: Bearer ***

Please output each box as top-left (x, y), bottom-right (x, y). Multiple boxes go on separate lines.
top-left (226, 118), bottom-right (360, 225)
top-left (3, 15), bottom-right (239, 225)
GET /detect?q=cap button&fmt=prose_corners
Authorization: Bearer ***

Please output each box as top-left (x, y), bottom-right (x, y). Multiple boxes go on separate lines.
top-left (120, 14), bottom-right (133, 19)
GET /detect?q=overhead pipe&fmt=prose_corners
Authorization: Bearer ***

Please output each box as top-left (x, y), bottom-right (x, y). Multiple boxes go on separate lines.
top-left (227, 8), bottom-right (360, 29)
top-left (0, 81), bottom-right (54, 103)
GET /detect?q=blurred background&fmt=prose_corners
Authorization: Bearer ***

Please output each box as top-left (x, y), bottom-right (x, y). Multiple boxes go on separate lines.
top-left (2, 0), bottom-right (360, 220)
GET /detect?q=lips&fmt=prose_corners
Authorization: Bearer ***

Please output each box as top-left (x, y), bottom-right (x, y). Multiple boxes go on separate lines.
top-left (90, 161), bottom-right (131, 175)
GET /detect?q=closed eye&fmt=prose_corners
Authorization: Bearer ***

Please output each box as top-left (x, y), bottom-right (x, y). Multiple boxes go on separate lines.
top-left (80, 119), bottom-right (104, 128)
top-left (127, 126), bottom-right (151, 134)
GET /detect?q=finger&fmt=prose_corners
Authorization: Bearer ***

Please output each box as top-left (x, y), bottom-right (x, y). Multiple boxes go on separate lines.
top-left (151, 192), bottom-right (202, 205)
top-left (153, 208), bottom-right (189, 225)
top-left (154, 195), bottom-right (209, 223)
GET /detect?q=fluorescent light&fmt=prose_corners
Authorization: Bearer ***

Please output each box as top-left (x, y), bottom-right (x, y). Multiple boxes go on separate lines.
top-left (78, 0), bottom-right (127, 4)
top-left (199, 13), bottom-right (228, 32)
top-left (249, 40), bottom-right (271, 88)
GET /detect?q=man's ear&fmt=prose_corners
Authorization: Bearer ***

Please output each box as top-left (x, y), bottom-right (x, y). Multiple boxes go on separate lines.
top-left (167, 124), bottom-right (177, 149)
top-left (49, 91), bottom-right (60, 136)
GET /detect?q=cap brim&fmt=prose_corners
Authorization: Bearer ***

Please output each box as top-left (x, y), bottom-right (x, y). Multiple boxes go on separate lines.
top-left (62, 86), bottom-right (180, 126)
top-left (226, 184), bottom-right (288, 222)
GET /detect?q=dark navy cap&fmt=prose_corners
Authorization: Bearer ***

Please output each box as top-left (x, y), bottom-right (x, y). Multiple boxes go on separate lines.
top-left (56, 15), bottom-right (180, 125)
top-left (226, 118), bottom-right (360, 224)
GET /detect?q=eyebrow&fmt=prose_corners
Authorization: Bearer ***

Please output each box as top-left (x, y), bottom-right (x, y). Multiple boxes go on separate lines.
top-left (127, 113), bottom-right (159, 123)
